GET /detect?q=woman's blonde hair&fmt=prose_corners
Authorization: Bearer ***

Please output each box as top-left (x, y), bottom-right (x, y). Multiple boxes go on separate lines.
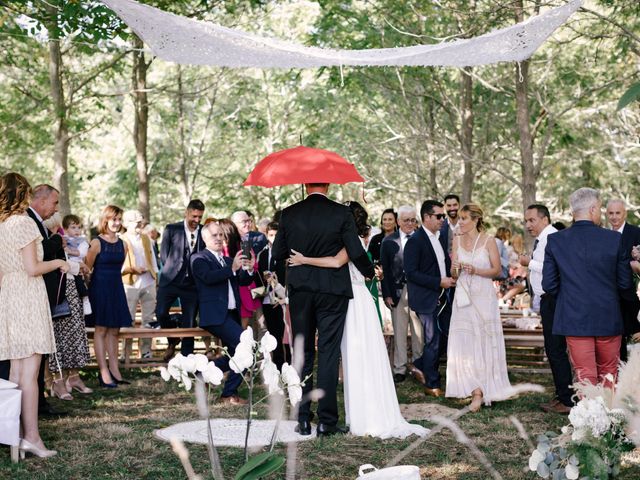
top-left (0, 172), bottom-right (32, 222)
top-left (511, 234), bottom-right (524, 255)
top-left (98, 205), bottom-right (124, 234)
top-left (460, 203), bottom-right (485, 231)
top-left (495, 226), bottom-right (512, 243)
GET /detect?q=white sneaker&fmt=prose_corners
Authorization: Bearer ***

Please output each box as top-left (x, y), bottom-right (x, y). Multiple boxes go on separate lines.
top-left (141, 351), bottom-right (152, 359)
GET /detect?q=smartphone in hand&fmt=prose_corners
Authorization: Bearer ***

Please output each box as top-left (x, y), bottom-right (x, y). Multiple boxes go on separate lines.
top-left (241, 239), bottom-right (252, 259)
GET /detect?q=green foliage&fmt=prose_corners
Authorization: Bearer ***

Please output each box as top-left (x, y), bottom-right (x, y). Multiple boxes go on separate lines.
top-left (234, 451), bottom-right (286, 480)
top-left (617, 82), bottom-right (640, 111)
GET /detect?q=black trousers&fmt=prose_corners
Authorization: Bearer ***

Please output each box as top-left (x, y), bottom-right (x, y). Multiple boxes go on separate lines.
top-left (155, 283), bottom-right (199, 355)
top-left (288, 290), bottom-right (349, 426)
top-left (540, 294), bottom-right (573, 406)
top-left (619, 297), bottom-right (640, 362)
top-left (262, 303), bottom-right (291, 370)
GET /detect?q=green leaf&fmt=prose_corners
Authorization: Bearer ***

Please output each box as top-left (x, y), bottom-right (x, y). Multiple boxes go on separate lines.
top-left (234, 452), bottom-right (285, 480)
top-left (617, 82), bottom-right (640, 111)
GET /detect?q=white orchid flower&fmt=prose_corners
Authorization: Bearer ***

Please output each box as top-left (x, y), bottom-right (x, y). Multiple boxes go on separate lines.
top-left (182, 354), bottom-right (197, 373)
top-left (239, 327), bottom-right (257, 349)
top-left (167, 355), bottom-right (184, 380)
top-left (159, 366), bottom-right (171, 382)
top-left (261, 357), bottom-right (281, 395)
top-left (192, 353), bottom-right (210, 372)
top-left (287, 384), bottom-right (302, 406)
top-left (259, 332), bottom-right (277, 355)
top-left (201, 362), bottom-right (224, 385)
top-left (182, 374), bottom-right (193, 391)
top-left (230, 342), bottom-right (254, 374)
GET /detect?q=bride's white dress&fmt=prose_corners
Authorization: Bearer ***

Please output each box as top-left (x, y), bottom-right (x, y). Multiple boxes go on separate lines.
top-left (341, 260), bottom-right (428, 439)
top-left (445, 237), bottom-right (512, 404)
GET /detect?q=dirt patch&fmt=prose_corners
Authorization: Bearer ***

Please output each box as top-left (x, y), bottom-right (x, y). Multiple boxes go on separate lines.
top-left (400, 403), bottom-right (459, 421)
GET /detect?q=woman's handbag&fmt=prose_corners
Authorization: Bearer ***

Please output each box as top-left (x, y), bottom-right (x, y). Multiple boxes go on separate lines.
top-left (51, 273), bottom-right (71, 320)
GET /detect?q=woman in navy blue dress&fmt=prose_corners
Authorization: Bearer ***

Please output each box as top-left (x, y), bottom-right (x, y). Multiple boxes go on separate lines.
top-left (86, 205), bottom-right (132, 387)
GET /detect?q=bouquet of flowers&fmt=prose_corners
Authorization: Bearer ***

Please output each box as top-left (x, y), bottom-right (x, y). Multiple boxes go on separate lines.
top-left (528, 350), bottom-right (640, 479)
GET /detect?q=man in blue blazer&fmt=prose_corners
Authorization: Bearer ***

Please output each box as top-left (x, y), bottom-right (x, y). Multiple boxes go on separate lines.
top-left (543, 188), bottom-right (632, 388)
top-left (191, 222), bottom-right (254, 405)
top-left (404, 200), bottom-right (456, 397)
top-left (156, 200), bottom-right (206, 360)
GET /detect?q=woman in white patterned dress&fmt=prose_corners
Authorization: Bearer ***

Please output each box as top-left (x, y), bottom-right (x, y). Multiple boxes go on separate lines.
top-left (446, 203), bottom-right (512, 412)
top-left (0, 172), bottom-right (69, 458)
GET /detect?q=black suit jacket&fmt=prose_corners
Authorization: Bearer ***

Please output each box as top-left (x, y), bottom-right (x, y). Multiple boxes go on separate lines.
top-left (272, 194), bottom-right (374, 298)
top-left (159, 222), bottom-right (205, 288)
top-left (380, 232), bottom-right (405, 305)
top-left (619, 223), bottom-right (640, 302)
top-left (257, 245), bottom-right (287, 289)
top-left (27, 207), bottom-right (65, 309)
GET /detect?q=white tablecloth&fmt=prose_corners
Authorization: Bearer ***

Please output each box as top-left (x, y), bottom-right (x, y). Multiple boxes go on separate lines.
top-left (0, 385), bottom-right (21, 447)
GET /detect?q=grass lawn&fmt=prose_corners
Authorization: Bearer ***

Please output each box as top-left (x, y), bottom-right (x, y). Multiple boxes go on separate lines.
top-left (1, 368), bottom-right (638, 479)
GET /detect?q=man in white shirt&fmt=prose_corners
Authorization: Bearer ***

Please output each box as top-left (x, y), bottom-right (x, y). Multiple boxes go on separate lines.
top-left (121, 210), bottom-right (158, 359)
top-left (380, 205), bottom-right (424, 383)
top-left (520, 204), bottom-right (572, 414)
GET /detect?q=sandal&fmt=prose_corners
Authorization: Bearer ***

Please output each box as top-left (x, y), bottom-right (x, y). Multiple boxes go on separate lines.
top-left (50, 379), bottom-right (74, 401)
top-left (66, 374), bottom-right (93, 394)
top-left (469, 391), bottom-right (483, 413)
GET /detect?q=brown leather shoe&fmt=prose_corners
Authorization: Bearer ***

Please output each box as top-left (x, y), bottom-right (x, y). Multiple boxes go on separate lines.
top-left (424, 387), bottom-right (443, 398)
top-left (219, 395), bottom-right (248, 406)
top-left (163, 344), bottom-right (176, 363)
top-left (542, 400), bottom-right (572, 414)
top-left (539, 398), bottom-right (560, 412)
top-left (408, 365), bottom-right (426, 385)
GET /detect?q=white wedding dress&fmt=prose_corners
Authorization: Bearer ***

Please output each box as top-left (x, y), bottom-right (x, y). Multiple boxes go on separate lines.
top-left (445, 237), bottom-right (512, 404)
top-left (341, 259), bottom-right (428, 439)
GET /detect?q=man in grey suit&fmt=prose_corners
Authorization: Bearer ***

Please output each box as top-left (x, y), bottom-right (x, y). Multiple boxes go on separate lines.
top-left (380, 205), bottom-right (424, 384)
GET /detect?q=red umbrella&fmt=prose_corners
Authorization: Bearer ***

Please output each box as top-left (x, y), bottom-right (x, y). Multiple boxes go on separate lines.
top-left (243, 146), bottom-right (364, 187)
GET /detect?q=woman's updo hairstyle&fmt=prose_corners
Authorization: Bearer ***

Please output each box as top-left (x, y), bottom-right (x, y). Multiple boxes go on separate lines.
top-left (346, 200), bottom-right (371, 238)
top-left (460, 203), bottom-right (485, 232)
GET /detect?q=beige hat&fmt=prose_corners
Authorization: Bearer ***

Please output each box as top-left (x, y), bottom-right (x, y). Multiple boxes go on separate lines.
top-left (122, 209), bottom-right (144, 225)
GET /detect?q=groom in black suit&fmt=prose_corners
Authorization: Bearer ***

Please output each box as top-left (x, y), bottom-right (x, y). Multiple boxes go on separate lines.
top-left (272, 183), bottom-right (375, 436)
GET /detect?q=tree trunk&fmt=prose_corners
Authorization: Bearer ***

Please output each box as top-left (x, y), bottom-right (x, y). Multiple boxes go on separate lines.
top-left (514, 1), bottom-right (536, 210)
top-left (460, 67), bottom-right (474, 204)
top-left (176, 65), bottom-right (190, 204)
top-left (46, 8), bottom-right (71, 216)
top-left (132, 34), bottom-right (151, 221)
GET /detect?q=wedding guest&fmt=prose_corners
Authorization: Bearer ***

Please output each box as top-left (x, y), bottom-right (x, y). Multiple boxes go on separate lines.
top-left (404, 200), bottom-right (455, 396)
top-left (519, 204), bottom-right (572, 414)
top-left (543, 188), bottom-right (632, 389)
top-left (62, 214), bottom-right (91, 315)
top-left (368, 208), bottom-right (397, 263)
top-left (27, 184), bottom-right (68, 417)
top-left (231, 210), bottom-right (267, 332)
top-left (142, 223), bottom-right (161, 269)
top-left (190, 221), bottom-right (252, 405)
top-left (42, 214), bottom-right (92, 399)
top-left (606, 199), bottom-right (640, 361)
top-left (256, 221), bottom-right (290, 369)
top-left (121, 210), bottom-right (158, 360)
top-left (447, 203), bottom-right (512, 412)
top-left (440, 194), bottom-right (460, 257)
top-left (380, 205), bottom-right (424, 383)
top-left (0, 172), bottom-right (69, 458)
top-left (257, 217), bottom-right (271, 236)
top-left (86, 205), bottom-right (132, 388)
top-left (155, 200), bottom-right (205, 360)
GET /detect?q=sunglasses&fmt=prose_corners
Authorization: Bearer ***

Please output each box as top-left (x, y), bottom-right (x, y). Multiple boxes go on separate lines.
top-left (430, 213), bottom-right (446, 220)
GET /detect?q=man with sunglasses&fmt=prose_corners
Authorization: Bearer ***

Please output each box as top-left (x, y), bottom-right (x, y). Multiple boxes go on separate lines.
top-left (404, 200), bottom-right (456, 397)
top-left (380, 205), bottom-right (424, 384)
top-left (156, 199), bottom-right (206, 360)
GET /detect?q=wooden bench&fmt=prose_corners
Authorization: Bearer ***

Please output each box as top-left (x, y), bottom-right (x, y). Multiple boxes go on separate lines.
top-left (86, 327), bottom-right (212, 369)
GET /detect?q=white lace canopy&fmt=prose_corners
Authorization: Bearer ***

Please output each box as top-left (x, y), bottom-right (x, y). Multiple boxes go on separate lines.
top-left (102, 0), bottom-right (582, 68)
